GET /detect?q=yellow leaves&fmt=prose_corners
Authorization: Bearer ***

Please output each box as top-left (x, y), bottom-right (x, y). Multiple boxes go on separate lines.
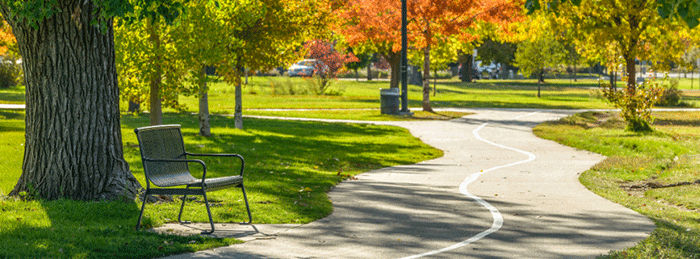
top-left (0, 19), bottom-right (17, 57)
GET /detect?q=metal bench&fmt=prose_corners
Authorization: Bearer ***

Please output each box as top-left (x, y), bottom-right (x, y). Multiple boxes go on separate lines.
top-left (134, 124), bottom-right (252, 234)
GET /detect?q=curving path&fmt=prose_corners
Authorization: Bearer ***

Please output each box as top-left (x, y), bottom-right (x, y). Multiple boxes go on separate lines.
top-left (161, 109), bottom-right (655, 259)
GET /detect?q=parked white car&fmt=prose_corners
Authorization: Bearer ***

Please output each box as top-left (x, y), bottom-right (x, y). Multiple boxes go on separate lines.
top-left (288, 59), bottom-right (317, 77)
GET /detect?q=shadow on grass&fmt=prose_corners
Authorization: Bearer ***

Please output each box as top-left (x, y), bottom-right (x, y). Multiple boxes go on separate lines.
top-left (654, 118), bottom-right (700, 127)
top-left (120, 113), bottom-right (441, 224)
top-left (0, 110), bottom-right (24, 132)
top-left (0, 87), bottom-right (25, 103)
top-left (438, 80), bottom-right (599, 89)
top-left (0, 198), bottom-right (230, 258)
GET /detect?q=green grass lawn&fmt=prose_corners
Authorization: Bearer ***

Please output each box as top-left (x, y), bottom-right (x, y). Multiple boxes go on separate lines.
top-left (245, 109), bottom-right (472, 121)
top-left (0, 111), bottom-right (442, 258)
top-left (0, 85), bottom-right (24, 104)
top-left (140, 77), bottom-right (614, 114)
top-left (534, 111), bottom-right (700, 258)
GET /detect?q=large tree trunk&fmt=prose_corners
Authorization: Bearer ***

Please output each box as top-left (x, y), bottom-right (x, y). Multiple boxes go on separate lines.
top-left (198, 65), bottom-right (211, 137)
top-left (2, 1), bottom-right (141, 201)
top-left (147, 18), bottom-right (163, 126)
top-left (422, 46), bottom-right (433, 112)
top-left (382, 51), bottom-right (401, 89)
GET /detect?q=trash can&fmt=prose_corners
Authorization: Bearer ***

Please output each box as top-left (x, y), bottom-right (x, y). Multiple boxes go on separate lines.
top-left (380, 88), bottom-right (400, 115)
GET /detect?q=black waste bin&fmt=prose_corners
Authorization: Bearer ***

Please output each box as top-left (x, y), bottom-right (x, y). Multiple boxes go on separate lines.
top-left (380, 88), bottom-right (400, 115)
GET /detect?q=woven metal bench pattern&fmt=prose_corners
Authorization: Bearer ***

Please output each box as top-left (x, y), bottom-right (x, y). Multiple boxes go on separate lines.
top-left (134, 124), bottom-right (252, 234)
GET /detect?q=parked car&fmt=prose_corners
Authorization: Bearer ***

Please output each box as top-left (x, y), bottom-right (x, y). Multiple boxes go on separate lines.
top-left (474, 61), bottom-right (501, 79)
top-left (288, 59), bottom-right (317, 77)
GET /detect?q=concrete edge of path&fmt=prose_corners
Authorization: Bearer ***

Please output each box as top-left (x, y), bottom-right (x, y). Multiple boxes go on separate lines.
top-left (151, 223), bottom-right (303, 241)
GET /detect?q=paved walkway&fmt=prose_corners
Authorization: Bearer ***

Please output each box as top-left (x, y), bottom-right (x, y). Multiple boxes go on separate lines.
top-left (157, 109), bottom-right (655, 259)
top-left (0, 104), bottom-right (25, 110)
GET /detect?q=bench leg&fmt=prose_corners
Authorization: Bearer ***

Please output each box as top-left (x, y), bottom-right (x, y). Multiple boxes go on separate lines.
top-left (241, 184), bottom-right (252, 224)
top-left (136, 193), bottom-right (150, 230)
top-left (178, 186), bottom-right (190, 223)
top-left (202, 191), bottom-right (215, 234)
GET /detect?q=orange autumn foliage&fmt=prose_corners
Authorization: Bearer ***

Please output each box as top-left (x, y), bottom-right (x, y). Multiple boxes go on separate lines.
top-left (0, 19), bottom-right (16, 56)
top-left (337, 0), bottom-right (524, 52)
top-left (337, 0), bottom-right (523, 111)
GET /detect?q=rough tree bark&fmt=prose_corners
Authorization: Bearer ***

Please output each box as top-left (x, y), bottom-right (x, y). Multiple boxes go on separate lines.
top-left (235, 66), bottom-right (243, 129)
top-left (198, 65), bottom-right (211, 136)
top-left (422, 46), bottom-right (433, 112)
top-left (1, 1), bottom-right (142, 200)
top-left (147, 18), bottom-right (163, 126)
top-left (366, 63), bottom-right (372, 81)
top-left (381, 51), bottom-right (401, 89)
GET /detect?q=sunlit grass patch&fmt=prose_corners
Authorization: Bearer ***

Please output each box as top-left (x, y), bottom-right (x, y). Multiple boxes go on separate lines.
top-left (245, 109), bottom-right (471, 121)
top-left (534, 111), bottom-right (700, 258)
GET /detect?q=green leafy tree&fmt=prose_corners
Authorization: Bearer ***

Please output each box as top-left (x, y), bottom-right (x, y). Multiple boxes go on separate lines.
top-left (115, 13), bottom-right (189, 126)
top-left (526, 0), bottom-right (690, 131)
top-left (515, 32), bottom-right (566, 97)
top-left (477, 38), bottom-right (516, 69)
top-left (409, 36), bottom-right (461, 96)
top-left (345, 50), bottom-right (372, 81)
top-left (211, 0), bottom-right (331, 129)
top-left (119, 0), bottom-right (330, 132)
top-left (169, 0), bottom-right (231, 136)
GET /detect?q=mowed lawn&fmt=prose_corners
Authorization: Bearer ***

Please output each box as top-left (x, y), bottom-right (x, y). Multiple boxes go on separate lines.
top-left (167, 77), bottom-right (614, 114)
top-left (534, 111), bottom-right (700, 258)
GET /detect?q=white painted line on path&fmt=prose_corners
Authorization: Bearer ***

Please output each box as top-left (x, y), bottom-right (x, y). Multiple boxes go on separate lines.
top-left (400, 112), bottom-right (539, 259)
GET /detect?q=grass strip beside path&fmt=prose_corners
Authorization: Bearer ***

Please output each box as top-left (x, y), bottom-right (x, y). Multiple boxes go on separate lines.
top-left (172, 77), bottom-right (613, 113)
top-left (534, 111), bottom-right (700, 258)
top-left (0, 111), bottom-right (442, 258)
top-left (245, 109), bottom-right (472, 121)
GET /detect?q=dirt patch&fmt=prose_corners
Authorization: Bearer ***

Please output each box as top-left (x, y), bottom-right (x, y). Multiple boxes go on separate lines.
top-left (621, 179), bottom-right (700, 192)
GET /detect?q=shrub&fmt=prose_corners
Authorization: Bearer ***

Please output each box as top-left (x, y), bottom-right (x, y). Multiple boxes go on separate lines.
top-left (601, 82), bottom-right (663, 132)
top-left (303, 40), bottom-right (358, 95)
top-left (0, 59), bottom-right (21, 89)
top-left (267, 77), bottom-right (310, 96)
top-left (657, 80), bottom-right (683, 107)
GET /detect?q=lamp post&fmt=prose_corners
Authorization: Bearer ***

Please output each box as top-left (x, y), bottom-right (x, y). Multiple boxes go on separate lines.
top-left (399, 0), bottom-right (412, 115)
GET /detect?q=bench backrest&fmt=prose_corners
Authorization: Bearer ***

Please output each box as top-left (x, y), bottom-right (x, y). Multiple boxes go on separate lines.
top-left (134, 124), bottom-right (197, 187)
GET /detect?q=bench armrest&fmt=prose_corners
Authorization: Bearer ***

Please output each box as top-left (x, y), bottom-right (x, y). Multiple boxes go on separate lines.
top-left (185, 153), bottom-right (245, 177)
top-left (143, 158), bottom-right (210, 184)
